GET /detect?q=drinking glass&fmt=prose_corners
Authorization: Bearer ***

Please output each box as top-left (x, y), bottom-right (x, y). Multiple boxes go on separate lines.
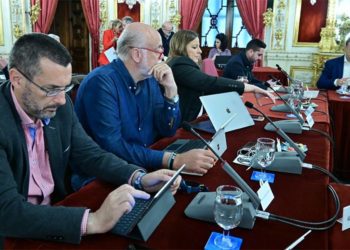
top-left (288, 80), bottom-right (304, 113)
top-left (213, 185), bottom-right (243, 249)
top-left (255, 137), bottom-right (275, 185)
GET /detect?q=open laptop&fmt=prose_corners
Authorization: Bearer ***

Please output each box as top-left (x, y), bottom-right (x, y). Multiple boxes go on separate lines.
top-left (163, 114), bottom-right (235, 156)
top-left (110, 164), bottom-right (186, 241)
top-left (199, 92), bottom-right (255, 132)
top-left (214, 55), bottom-right (232, 69)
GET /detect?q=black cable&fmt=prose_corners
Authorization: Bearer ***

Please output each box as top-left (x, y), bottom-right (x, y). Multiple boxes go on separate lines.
top-left (308, 128), bottom-right (334, 145)
top-left (265, 185), bottom-right (339, 231)
top-left (311, 164), bottom-right (342, 184)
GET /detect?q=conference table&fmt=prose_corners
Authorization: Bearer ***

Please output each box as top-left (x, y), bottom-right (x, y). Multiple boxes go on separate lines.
top-left (327, 90), bottom-right (350, 180)
top-left (6, 92), bottom-right (347, 249)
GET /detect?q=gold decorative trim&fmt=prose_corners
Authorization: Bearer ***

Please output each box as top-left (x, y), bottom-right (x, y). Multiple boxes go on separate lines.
top-left (29, 0), bottom-right (41, 24)
top-left (10, 0), bottom-right (26, 40)
top-left (271, 0), bottom-right (288, 51)
top-left (263, 8), bottom-right (273, 27)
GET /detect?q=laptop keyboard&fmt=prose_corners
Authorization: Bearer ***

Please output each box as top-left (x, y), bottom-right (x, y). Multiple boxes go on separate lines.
top-left (176, 140), bottom-right (206, 153)
top-left (112, 197), bottom-right (152, 235)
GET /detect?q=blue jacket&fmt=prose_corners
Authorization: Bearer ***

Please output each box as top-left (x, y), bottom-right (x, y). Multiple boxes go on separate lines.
top-left (223, 51), bottom-right (267, 90)
top-left (317, 55), bottom-right (344, 90)
top-left (73, 59), bottom-right (180, 189)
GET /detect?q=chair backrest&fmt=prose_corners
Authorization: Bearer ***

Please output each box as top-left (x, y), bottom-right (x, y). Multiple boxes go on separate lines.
top-left (69, 74), bottom-right (86, 103)
top-left (202, 58), bottom-right (218, 77)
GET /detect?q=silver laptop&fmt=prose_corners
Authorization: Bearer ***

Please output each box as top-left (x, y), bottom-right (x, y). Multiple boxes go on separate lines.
top-left (200, 92), bottom-right (255, 132)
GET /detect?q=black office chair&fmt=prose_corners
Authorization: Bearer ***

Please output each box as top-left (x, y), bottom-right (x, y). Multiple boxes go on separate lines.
top-left (69, 74), bottom-right (86, 103)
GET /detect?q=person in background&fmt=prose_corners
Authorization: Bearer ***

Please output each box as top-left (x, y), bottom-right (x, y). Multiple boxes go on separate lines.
top-left (0, 33), bottom-right (181, 247)
top-left (122, 16), bottom-right (134, 29)
top-left (208, 33), bottom-right (231, 61)
top-left (73, 23), bottom-right (216, 190)
top-left (317, 37), bottom-right (350, 90)
top-left (98, 19), bottom-right (123, 66)
top-left (158, 21), bottom-right (175, 57)
top-left (223, 38), bottom-right (267, 90)
top-left (167, 30), bottom-right (275, 123)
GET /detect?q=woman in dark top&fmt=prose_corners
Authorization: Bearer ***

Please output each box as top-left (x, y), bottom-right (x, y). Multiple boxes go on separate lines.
top-left (167, 30), bottom-right (274, 122)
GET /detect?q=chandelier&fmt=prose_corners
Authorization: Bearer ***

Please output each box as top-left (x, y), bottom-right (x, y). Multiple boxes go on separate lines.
top-left (117, 0), bottom-right (144, 9)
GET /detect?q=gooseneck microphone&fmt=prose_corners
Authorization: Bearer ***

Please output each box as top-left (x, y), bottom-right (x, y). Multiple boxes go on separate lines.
top-left (245, 101), bottom-right (304, 174)
top-left (264, 82), bottom-right (304, 134)
top-left (276, 64), bottom-right (294, 83)
top-left (182, 121), bottom-right (260, 229)
top-left (268, 74), bottom-right (289, 93)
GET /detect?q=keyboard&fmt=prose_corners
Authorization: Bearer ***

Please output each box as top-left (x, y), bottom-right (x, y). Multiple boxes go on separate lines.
top-left (112, 198), bottom-right (152, 235)
top-left (176, 139), bottom-right (206, 153)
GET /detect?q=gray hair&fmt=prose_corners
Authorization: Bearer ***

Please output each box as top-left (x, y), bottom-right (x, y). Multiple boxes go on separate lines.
top-left (8, 33), bottom-right (71, 79)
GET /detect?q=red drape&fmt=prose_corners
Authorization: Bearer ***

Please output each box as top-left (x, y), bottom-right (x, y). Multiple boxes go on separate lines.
top-left (81, 0), bottom-right (100, 69)
top-left (180, 0), bottom-right (208, 31)
top-left (117, 3), bottom-right (140, 22)
top-left (236, 0), bottom-right (267, 40)
top-left (31, 0), bottom-right (58, 33)
top-left (236, 0), bottom-right (267, 66)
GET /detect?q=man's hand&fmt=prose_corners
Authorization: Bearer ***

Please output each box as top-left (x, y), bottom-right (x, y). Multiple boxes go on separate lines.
top-left (142, 169), bottom-right (182, 194)
top-left (148, 62), bottom-right (177, 99)
top-left (173, 149), bottom-right (217, 175)
top-left (86, 184), bottom-right (150, 234)
top-left (336, 77), bottom-right (350, 86)
top-left (244, 83), bottom-right (276, 103)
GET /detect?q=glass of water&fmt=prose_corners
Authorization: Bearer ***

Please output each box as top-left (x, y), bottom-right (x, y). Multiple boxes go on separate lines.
top-left (213, 185), bottom-right (243, 249)
top-left (255, 137), bottom-right (275, 185)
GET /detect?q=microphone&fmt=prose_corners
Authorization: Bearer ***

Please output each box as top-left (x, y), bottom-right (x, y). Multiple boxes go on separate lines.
top-left (183, 121), bottom-right (260, 229)
top-left (268, 74), bottom-right (289, 94)
top-left (264, 82), bottom-right (304, 134)
top-left (276, 64), bottom-right (293, 82)
top-left (245, 101), bottom-right (304, 174)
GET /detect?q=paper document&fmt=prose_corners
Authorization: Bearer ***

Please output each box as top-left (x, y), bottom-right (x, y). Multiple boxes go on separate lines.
top-left (303, 90), bottom-right (319, 99)
top-left (104, 47), bottom-right (117, 62)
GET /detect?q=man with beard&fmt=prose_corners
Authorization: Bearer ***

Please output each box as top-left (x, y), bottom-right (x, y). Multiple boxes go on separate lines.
top-left (223, 38), bottom-right (267, 90)
top-left (0, 33), bottom-right (181, 246)
top-left (73, 23), bottom-right (217, 190)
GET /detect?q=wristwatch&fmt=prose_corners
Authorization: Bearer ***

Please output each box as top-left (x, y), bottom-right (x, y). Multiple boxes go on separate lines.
top-left (165, 94), bottom-right (179, 104)
top-left (133, 172), bottom-right (146, 190)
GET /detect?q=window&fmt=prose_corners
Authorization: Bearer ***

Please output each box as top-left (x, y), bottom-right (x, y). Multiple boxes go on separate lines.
top-left (200, 0), bottom-right (251, 48)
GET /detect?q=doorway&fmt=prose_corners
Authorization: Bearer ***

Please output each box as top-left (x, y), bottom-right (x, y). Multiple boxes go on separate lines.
top-left (49, 0), bottom-right (90, 74)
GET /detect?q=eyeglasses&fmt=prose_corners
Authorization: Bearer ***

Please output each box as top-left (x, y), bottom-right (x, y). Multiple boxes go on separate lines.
top-left (15, 67), bottom-right (75, 97)
top-left (131, 46), bottom-right (164, 60)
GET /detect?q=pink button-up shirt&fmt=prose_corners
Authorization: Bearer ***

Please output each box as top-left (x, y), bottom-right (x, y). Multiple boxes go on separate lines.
top-left (11, 86), bottom-right (89, 235)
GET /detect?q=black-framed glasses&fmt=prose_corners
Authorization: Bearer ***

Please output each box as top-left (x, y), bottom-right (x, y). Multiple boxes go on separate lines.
top-left (15, 67), bottom-right (74, 97)
top-left (131, 46), bottom-right (164, 60)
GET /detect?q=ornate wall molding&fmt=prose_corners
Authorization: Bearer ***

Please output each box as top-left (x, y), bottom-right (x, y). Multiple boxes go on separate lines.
top-left (270, 0), bottom-right (288, 51)
top-left (10, 0), bottom-right (26, 40)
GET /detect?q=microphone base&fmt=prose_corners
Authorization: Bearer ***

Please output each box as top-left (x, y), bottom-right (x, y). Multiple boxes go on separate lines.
top-left (184, 192), bottom-right (257, 229)
top-left (280, 94), bottom-right (292, 100)
top-left (276, 86), bottom-right (289, 93)
top-left (251, 151), bottom-right (303, 175)
top-left (270, 104), bottom-right (291, 113)
top-left (264, 120), bottom-right (302, 134)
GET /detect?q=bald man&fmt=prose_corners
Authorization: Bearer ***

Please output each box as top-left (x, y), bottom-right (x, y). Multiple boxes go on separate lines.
top-left (158, 21), bottom-right (174, 57)
top-left (73, 23), bottom-right (216, 190)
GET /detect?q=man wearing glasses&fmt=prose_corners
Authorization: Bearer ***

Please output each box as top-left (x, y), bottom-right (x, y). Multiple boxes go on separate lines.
top-left (74, 23), bottom-right (216, 190)
top-left (0, 33), bottom-right (181, 246)
top-left (158, 21), bottom-right (175, 57)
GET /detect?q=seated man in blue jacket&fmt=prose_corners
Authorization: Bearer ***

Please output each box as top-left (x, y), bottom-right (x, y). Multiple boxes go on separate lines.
top-left (73, 23), bottom-right (216, 190)
top-left (317, 37), bottom-right (350, 90)
top-left (223, 38), bottom-right (267, 90)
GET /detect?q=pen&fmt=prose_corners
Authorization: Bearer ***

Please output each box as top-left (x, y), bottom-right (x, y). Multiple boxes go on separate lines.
top-left (285, 230), bottom-right (312, 250)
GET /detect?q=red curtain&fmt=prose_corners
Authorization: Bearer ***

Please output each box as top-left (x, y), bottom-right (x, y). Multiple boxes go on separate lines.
top-left (237, 0), bottom-right (267, 66)
top-left (180, 0), bottom-right (208, 31)
top-left (81, 0), bottom-right (100, 69)
top-left (236, 0), bottom-right (267, 40)
top-left (31, 0), bottom-right (58, 33)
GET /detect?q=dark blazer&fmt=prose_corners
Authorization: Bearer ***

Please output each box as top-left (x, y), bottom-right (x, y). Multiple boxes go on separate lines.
top-left (223, 51), bottom-right (267, 90)
top-left (158, 28), bottom-right (174, 57)
top-left (317, 55), bottom-right (344, 90)
top-left (0, 81), bottom-right (140, 244)
top-left (167, 56), bottom-right (244, 122)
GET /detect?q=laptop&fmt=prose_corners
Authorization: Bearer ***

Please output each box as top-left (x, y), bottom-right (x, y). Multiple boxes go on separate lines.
top-left (163, 114), bottom-right (235, 156)
top-left (110, 164), bottom-right (186, 241)
top-left (214, 55), bottom-right (232, 69)
top-left (199, 92), bottom-right (255, 132)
